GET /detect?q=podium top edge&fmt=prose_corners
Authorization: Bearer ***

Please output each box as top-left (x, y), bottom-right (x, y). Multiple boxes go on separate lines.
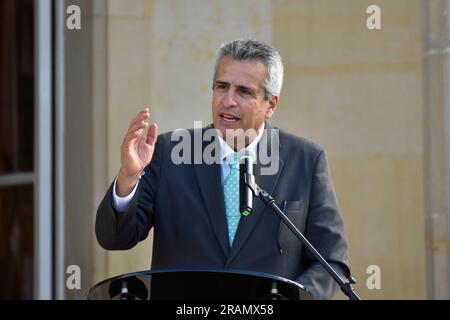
top-left (89, 268), bottom-right (307, 294)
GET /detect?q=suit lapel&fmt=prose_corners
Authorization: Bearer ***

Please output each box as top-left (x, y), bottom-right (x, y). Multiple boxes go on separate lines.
top-left (193, 126), bottom-right (230, 257)
top-left (225, 123), bottom-right (284, 266)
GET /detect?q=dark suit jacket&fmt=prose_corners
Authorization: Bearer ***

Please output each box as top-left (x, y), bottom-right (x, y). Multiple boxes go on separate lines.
top-left (96, 123), bottom-right (351, 299)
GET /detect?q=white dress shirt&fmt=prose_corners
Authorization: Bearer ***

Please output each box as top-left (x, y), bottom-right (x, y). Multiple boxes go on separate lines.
top-left (112, 123), bottom-right (265, 212)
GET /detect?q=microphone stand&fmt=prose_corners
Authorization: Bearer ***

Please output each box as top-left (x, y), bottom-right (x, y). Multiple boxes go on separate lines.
top-left (243, 172), bottom-right (361, 300)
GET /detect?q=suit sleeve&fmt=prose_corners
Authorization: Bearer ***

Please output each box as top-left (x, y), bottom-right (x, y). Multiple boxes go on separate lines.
top-left (95, 136), bottom-right (164, 250)
top-left (296, 149), bottom-right (352, 299)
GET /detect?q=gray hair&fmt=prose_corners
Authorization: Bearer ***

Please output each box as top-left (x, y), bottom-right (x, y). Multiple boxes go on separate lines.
top-left (213, 39), bottom-right (284, 100)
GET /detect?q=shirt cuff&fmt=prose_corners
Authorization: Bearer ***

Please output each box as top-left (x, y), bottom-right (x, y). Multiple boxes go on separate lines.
top-left (112, 176), bottom-right (139, 212)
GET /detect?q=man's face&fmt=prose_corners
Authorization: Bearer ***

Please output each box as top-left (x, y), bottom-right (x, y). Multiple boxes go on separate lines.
top-left (212, 55), bottom-right (278, 146)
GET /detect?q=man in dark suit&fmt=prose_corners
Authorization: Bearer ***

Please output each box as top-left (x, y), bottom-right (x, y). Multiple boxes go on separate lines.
top-left (96, 39), bottom-right (352, 299)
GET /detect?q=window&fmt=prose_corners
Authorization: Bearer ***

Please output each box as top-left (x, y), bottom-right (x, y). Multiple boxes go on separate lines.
top-left (0, 0), bottom-right (35, 299)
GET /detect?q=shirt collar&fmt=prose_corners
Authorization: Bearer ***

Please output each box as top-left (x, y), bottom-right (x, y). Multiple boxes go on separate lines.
top-left (218, 122), bottom-right (265, 163)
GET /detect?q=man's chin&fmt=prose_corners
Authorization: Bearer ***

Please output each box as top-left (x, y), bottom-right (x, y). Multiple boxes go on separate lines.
top-left (213, 122), bottom-right (240, 137)
top-left (217, 127), bottom-right (245, 140)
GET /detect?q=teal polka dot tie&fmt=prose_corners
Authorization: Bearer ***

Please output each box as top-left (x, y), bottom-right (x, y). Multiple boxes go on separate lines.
top-left (223, 153), bottom-right (240, 246)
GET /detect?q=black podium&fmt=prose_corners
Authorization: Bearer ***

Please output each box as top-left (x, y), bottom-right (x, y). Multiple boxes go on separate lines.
top-left (87, 269), bottom-right (312, 300)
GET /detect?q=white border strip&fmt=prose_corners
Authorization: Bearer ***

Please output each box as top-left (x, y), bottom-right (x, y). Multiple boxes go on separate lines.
top-left (34, 0), bottom-right (53, 300)
top-left (55, 0), bottom-right (66, 301)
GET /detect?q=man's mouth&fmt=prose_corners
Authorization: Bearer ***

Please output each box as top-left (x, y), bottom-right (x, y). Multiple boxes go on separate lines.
top-left (220, 113), bottom-right (240, 123)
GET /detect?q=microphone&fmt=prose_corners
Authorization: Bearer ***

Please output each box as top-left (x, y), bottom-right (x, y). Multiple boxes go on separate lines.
top-left (239, 150), bottom-right (256, 217)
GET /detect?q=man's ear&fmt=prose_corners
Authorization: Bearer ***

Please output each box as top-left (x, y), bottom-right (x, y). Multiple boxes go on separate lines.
top-left (265, 95), bottom-right (279, 119)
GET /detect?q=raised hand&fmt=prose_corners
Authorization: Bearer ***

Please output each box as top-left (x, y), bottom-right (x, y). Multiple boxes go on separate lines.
top-left (116, 108), bottom-right (158, 196)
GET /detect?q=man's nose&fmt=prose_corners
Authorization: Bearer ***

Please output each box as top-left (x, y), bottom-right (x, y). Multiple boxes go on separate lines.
top-left (222, 89), bottom-right (237, 108)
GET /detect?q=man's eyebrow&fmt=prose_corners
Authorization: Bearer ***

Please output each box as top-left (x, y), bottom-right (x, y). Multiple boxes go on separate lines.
top-left (236, 85), bottom-right (257, 96)
top-left (214, 81), bottom-right (257, 96)
top-left (236, 84), bottom-right (254, 91)
top-left (214, 80), bottom-right (228, 85)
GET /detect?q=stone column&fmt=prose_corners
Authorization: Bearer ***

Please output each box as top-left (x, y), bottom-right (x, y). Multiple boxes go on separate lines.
top-left (422, 0), bottom-right (450, 299)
